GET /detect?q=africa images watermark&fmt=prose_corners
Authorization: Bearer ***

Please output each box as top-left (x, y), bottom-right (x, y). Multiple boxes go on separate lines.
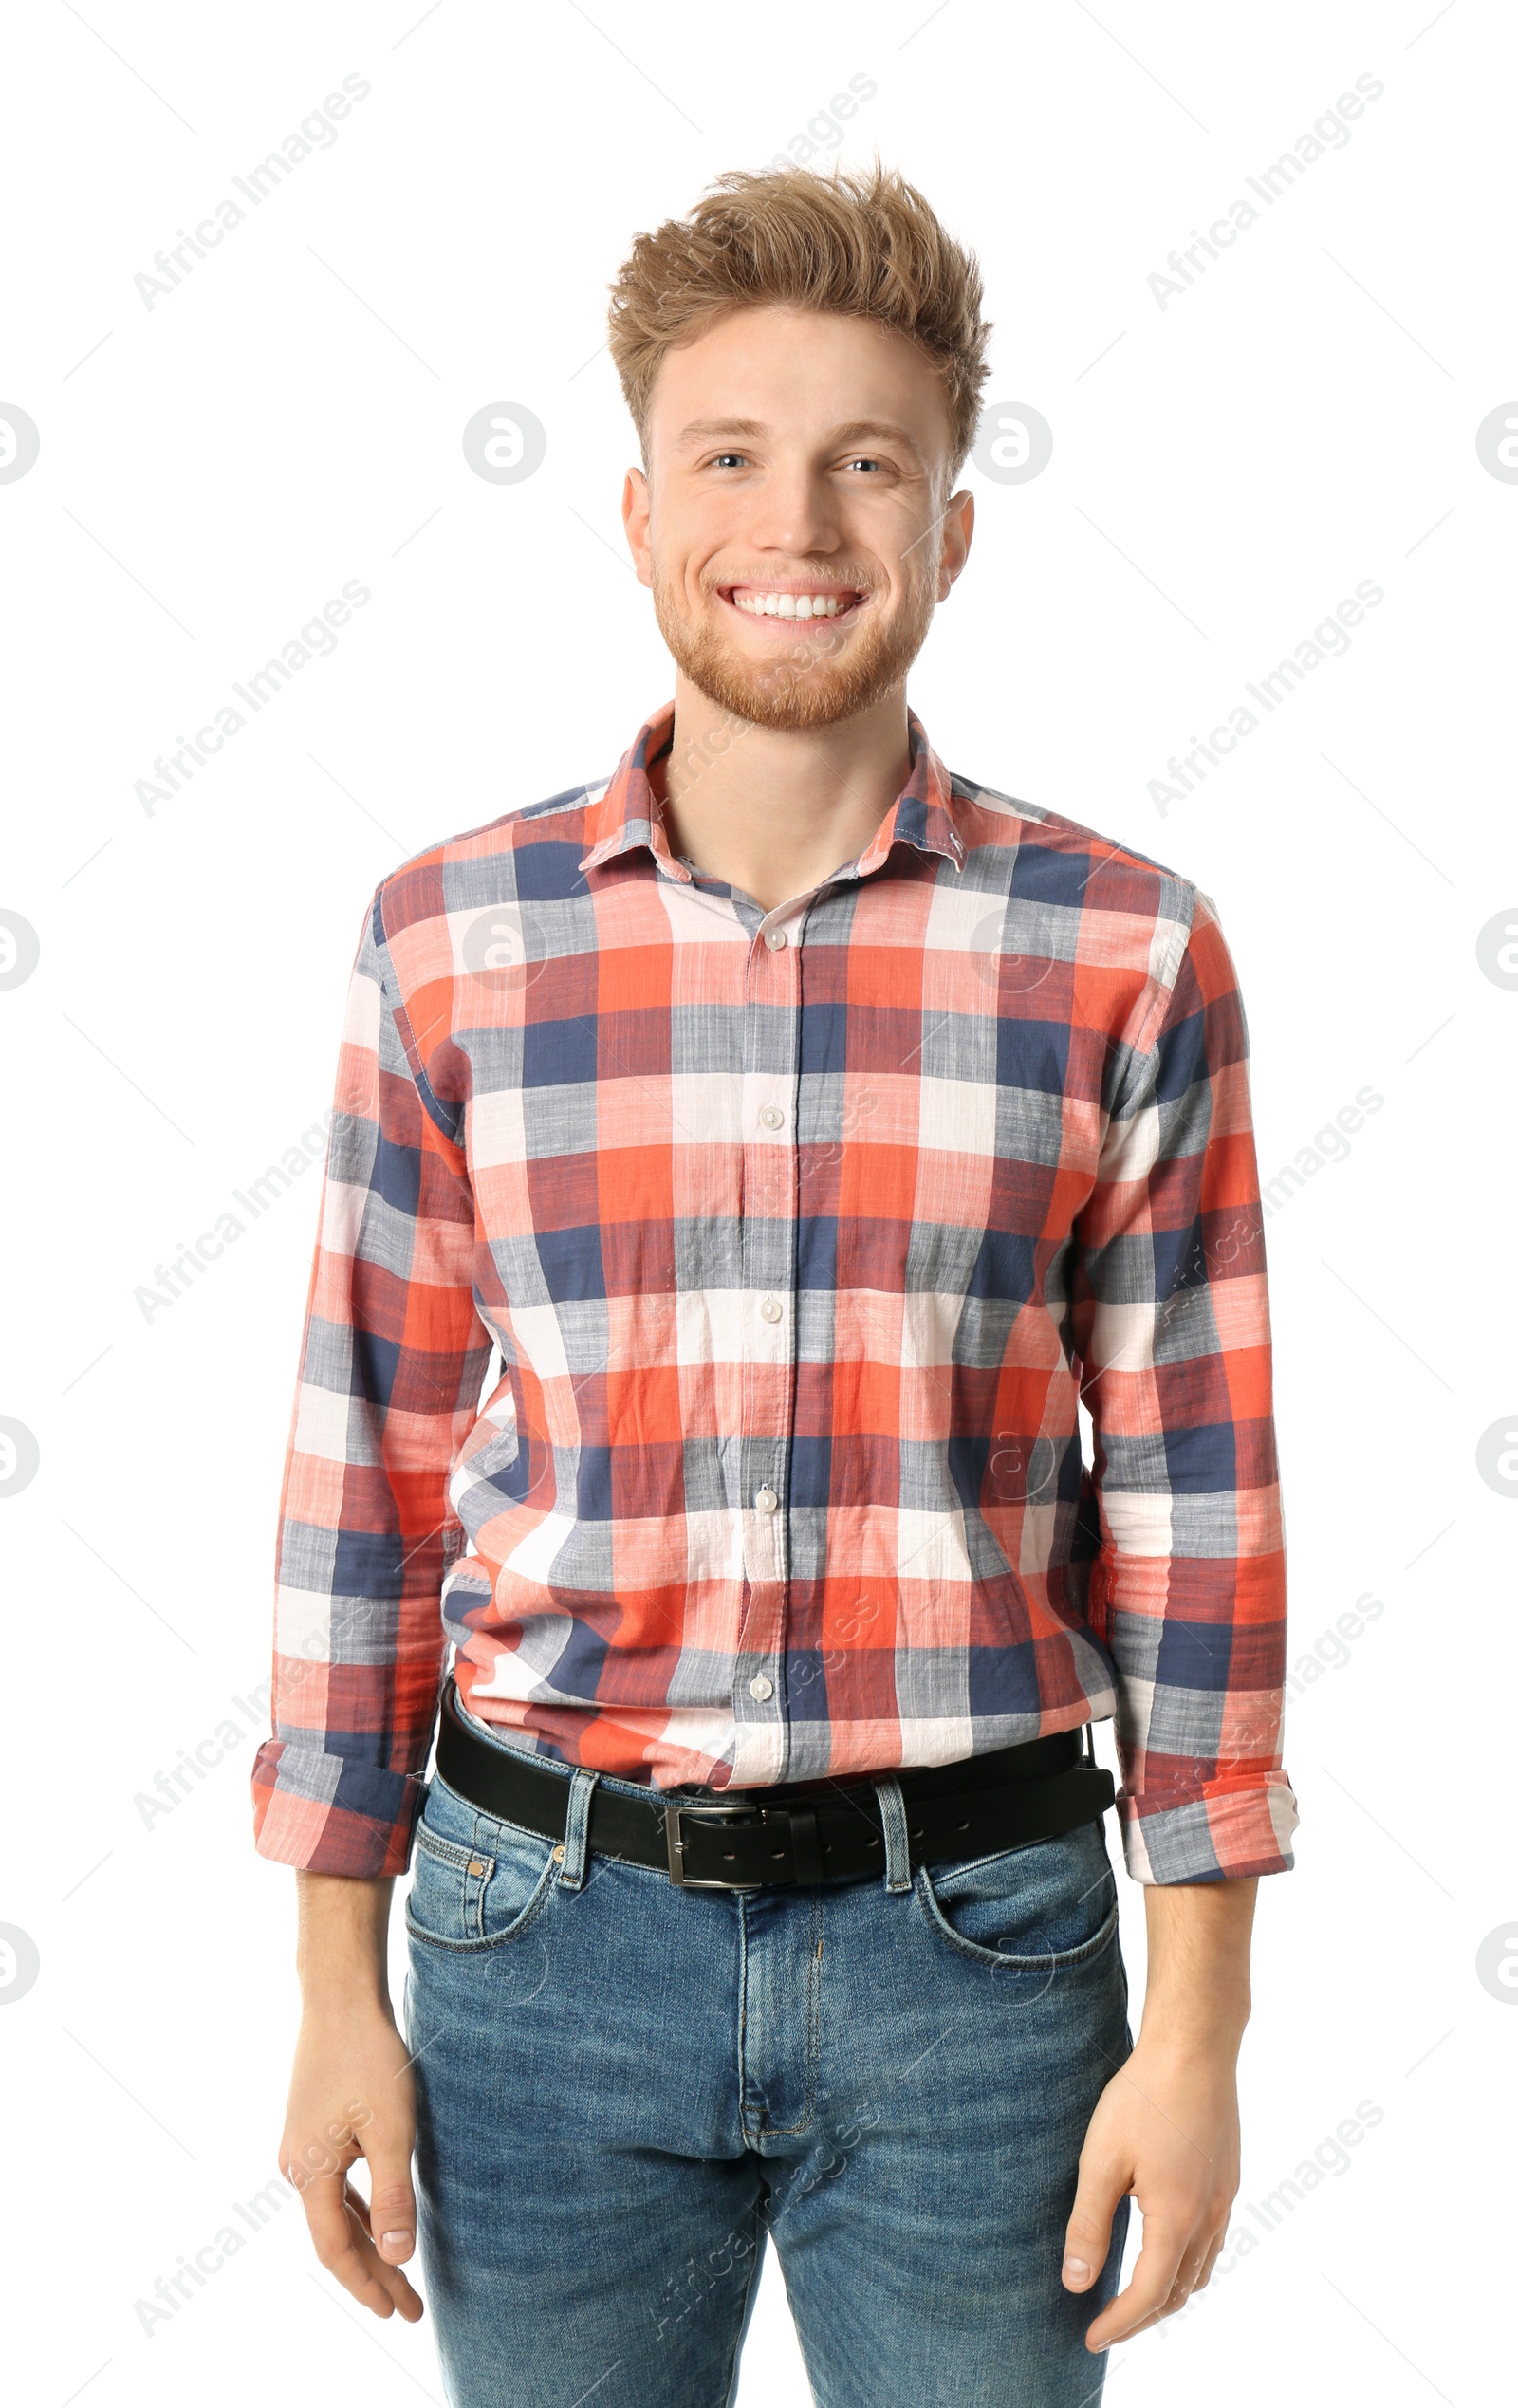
top-left (134, 2173), bottom-right (300, 2338)
top-left (132, 74), bottom-right (372, 309)
top-left (764, 70), bottom-right (878, 172)
top-left (1146, 73), bottom-right (1386, 309)
top-left (1261, 1083), bottom-right (1386, 1215)
top-left (132, 1680), bottom-right (272, 1830)
top-left (1154, 2097), bottom-right (1386, 2345)
top-left (132, 583), bottom-right (371, 816)
top-left (1147, 578), bottom-right (1385, 814)
top-left (133, 1109), bottom-right (334, 1321)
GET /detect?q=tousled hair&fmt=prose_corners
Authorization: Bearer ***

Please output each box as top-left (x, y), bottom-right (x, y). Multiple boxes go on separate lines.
top-left (606, 157), bottom-right (993, 491)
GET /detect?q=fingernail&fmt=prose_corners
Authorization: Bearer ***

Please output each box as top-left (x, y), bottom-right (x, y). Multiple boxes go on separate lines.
top-left (1064, 2256), bottom-right (1090, 2280)
top-left (381, 2231), bottom-right (412, 2252)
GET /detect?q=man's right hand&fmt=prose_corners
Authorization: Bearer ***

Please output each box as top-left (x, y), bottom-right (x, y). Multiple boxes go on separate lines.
top-left (279, 1869), bottom-right (424, 2322)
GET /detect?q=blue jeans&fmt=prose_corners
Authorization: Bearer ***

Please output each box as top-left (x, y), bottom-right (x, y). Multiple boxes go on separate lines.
top-left (403, 1739), bottom-right (1132, 2408)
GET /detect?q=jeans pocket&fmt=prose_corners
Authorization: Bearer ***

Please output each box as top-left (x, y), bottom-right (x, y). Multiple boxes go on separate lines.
top-left (914, 1818), bottom-right (1120, 1983)
top-left (403, 1776), bottom-right (560, 1952)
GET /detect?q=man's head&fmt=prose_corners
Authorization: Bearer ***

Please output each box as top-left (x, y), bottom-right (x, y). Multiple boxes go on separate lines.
top-left (608, 160), bottom-right (992, 731)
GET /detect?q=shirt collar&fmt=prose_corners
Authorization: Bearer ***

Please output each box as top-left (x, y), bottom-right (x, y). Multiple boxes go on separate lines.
top-left (578, 699), bottom-right (966, 881)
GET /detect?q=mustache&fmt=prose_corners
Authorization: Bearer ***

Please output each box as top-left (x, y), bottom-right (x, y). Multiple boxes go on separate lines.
top-left (706, 570), bottom-right (877, 593)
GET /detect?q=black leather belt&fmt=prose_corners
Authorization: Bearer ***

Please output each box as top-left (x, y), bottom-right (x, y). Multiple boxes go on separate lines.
top-left (434, 1679), bottom-right (1114, 1891)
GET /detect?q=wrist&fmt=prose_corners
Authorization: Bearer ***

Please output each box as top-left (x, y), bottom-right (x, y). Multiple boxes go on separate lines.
top-left (1137, 1871), bottom-right (1256, 2065)
top-left (1135, 1991), bottom-right (1250, 2062)
top-left (293, 1868), bottom-right (395, 2017)
top-left (298, 1987), bottom-right (397, 2042)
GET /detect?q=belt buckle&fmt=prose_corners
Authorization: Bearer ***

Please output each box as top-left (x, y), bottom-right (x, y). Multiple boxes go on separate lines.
top-left (665, 1799), bottom-right (771, 1890)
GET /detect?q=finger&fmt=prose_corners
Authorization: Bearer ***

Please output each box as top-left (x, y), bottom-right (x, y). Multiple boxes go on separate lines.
top-left (1193, 2230), bottom-right (1228, 2292)
top-left (1083, 2223), bottom-right (1187, 2353)
top-left (1062, 2158), bottom-right (1127, 2293)
top-left (359, 2125), bottom-right (419, 2268)
top-left (1135, 2221), bottom-right (1214, 2331)
top-left (1159, 2266), bottom-right (1198, 2319)
top-left (300, 2169), bottom-right (401, 2316)
top-left (299, 2169), bottom-right (421, 2322)
top-left (1161, 2232), bottom-right (1213, 2315)
top-left (341, 2178), bottom-right (425, 2322)
top-left (1166, 2225), bottom-right (1214, 2302)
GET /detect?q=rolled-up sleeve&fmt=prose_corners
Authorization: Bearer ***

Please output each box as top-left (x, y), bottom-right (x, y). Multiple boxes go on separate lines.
top-left (1070, 891), bottom-right (1298, 1883)
top-left (250, 886), bottom-right (491, 1876)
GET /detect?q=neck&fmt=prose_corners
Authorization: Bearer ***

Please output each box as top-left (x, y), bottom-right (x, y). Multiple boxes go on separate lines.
top-left (651, 670), bottom-right (914, 913)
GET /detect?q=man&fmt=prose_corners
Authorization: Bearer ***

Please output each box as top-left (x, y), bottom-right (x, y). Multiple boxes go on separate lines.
top-left (254, 159), bottom-right (1296, 2406)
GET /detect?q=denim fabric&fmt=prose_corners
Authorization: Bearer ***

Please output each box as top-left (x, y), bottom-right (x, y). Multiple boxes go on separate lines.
top-left (403, 1741), bottom-right (1133, 2408)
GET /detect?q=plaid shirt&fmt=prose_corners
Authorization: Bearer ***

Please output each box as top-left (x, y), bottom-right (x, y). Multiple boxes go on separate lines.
top-left (250, 701), bottom-right (1297, 1885)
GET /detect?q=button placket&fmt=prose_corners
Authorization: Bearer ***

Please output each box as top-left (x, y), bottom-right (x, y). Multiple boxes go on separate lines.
top-left (735, 917), bottom-right (801, 1733)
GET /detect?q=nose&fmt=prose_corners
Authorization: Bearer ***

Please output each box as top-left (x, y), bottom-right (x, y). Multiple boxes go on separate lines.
top-left (744, 461), bottom-right (842, 562)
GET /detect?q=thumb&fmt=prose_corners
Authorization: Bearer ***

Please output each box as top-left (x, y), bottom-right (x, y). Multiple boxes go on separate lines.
top-left (361, 2127), bottom-right (417, 2265)
top-left (1063, 2154), bottom-right (1126, 2291)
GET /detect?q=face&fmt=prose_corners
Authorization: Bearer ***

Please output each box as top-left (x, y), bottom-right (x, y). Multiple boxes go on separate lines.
top-left (622, 305), bottom-right (973, 730)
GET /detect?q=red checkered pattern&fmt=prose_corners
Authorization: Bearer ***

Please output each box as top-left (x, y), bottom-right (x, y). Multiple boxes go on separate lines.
top-left (251, 702), bottom-right (1298, 1883)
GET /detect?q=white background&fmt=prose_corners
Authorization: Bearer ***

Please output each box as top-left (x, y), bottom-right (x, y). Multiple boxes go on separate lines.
top-left (2, 3), bottom-right (1513, 2402)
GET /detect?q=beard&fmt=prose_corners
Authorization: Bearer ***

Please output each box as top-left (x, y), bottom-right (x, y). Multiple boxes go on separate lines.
top-left (650, 556), bottom-right (939, 732)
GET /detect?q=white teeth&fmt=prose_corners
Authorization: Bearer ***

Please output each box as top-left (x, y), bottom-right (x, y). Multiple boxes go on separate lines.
top-left (731, 589), bottom-right (855, 620)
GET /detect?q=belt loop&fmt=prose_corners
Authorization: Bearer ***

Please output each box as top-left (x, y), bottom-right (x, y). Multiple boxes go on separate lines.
top-left (873, 1776), bottom-right (913, 1893)
top-left (557, 1767), bottom-right (600, 1891)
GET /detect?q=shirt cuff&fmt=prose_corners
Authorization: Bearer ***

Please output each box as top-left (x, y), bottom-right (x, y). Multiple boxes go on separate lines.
top-left (250, 1737), bottom-right (423, 1877)
top-left (1116, 1770), bottom-right (1299, 1884)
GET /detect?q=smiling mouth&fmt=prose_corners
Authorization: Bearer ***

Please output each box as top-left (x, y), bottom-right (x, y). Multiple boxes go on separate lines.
top-left (717, 583), bottom-right (869, 629)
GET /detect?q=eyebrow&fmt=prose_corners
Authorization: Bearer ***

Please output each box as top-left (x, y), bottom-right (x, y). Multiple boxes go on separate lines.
top-left (672, 416), bottom-right (928, 462)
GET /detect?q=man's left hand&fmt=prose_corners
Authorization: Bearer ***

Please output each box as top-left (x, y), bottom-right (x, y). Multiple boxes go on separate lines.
top-left (1062, 2032), bottom-right (1241, 2349)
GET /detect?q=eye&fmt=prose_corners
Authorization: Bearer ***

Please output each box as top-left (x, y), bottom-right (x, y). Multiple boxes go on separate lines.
top-left (843, 456), bottom-right (886, 473)
top-left (710, 452), bottom-right (748, 470)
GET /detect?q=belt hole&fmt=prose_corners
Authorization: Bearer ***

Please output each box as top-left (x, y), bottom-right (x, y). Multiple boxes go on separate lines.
top-left (955, 1820), bottom-right (970, 1831)
top-left (909, 1827), bottom-right (923, 1839)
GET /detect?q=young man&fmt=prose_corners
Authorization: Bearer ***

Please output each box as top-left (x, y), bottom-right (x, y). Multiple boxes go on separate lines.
top-left (253, 161), bottom-right (1297, 2406)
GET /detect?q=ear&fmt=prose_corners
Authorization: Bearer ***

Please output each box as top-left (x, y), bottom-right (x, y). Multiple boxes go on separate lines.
top-left (622, 465), bottom-right (653, 589)
top-left (936, 487), bottom-right (975, 601)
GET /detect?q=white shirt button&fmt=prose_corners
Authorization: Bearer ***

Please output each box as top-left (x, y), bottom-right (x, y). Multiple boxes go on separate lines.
top-left (759, 1296), bottom-right (783, 1324)
top-left (759, 1104), bottom-right (785, 1131)
top-left (765, 927), bottom-right (787, 950)
top-left (749, 1674), bottom-right (773, 1700)
top-left (754, 1485), bottom-right (779, 1514)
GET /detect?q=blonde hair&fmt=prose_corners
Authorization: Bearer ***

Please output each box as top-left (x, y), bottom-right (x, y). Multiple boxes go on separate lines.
top-left (606, 157), bottom-right (993, 489)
